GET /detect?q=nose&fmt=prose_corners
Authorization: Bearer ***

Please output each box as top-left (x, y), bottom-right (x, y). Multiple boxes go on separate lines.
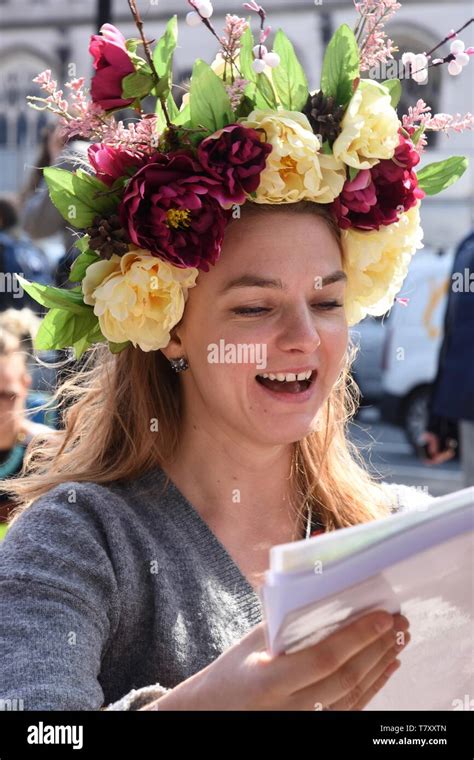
top-left (276, 302), bottom-right (322, 354)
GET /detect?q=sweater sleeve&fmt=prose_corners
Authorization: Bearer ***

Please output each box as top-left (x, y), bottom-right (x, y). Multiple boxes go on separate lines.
top-left (0, 482), bottom-right (121, 710)
top-left (102, 682), bottom-right (172, 711)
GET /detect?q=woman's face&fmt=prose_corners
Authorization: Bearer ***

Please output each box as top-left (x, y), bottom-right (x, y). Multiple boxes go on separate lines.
top-left (163, 211), bottom-right (348, 446)
top-left (0, 354), bottom-right (29, 442)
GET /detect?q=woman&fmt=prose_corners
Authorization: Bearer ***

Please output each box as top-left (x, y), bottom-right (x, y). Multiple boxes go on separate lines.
top-left (1, 5), bottom-right (467, 711)
top-left (0, 201), bottom-right (431, 711)
top-left (0, 314), bottom-right (53, 522)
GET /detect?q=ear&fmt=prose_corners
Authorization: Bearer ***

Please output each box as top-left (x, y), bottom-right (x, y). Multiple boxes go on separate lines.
top-left (159, 324), bottom-right (185, 363)
top-left (24, 372), bottom-right (32, 390)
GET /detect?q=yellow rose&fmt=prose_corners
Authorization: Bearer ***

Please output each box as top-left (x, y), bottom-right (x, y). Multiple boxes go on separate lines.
top-left (332, 80), bottom-right (400, 170)
top-left (342, 203), bottom-right (424, 326)
top-left (82, 247), bottom-right (199, 352)
top-left (240, 109), bottom-right (346, 203)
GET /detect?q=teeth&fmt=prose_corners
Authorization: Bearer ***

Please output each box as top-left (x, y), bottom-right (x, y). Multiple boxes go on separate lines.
top-left (257, 370), bottom-right (313, 382)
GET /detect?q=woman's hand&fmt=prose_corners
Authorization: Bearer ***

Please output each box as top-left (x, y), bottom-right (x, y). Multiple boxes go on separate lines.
top-left (142, 610), bottom-right (409, 711)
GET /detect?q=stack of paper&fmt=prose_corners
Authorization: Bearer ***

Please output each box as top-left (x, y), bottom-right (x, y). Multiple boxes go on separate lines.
top-left (259, 487), bottom-right (474, 710)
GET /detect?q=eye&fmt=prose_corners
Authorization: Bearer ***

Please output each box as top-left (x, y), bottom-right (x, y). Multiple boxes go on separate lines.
top-left (232, 302), bottom-right (344, 316)
top-left (232, 307), bottom-right (271, 315)
top-left (315, 301), bottom-right (344, 310)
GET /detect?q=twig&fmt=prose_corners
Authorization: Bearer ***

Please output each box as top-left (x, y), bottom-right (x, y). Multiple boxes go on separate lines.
top-left (127, 0), bottom-right (172, 128)
top-left (424, 17), bottom-right (473, 59)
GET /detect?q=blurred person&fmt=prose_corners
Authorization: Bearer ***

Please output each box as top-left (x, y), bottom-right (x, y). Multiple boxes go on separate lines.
top-left (0, 195), bottom-right (52, 312)
top-left (20, 123), bottom-right (90, 288)
top-left (0, 307), bottom-right (58, 397)
top-left (0, 322), bottom-right (53, 522)
top-left (420, 230), bottom-right (474, 487)
top-left (0, 306), bottom-right (40, 358)
top-left (19, 125), bottom-right (91, 395)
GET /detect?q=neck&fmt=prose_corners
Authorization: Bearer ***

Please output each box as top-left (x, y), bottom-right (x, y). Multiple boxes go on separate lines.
top-left (161, 413), bottom-right (299, 533)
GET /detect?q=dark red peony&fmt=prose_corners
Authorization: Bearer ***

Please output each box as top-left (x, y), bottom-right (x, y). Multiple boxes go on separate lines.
top-left (196, 124), bottom-right (272, 208)
top-left (88, 143), bottom-right (149, 187)
top-left (89, 24), bottom-right (135, 111)
top-left (118, 150), bottom-right (231, 271)
top-left (332, 129), bottom-right (425, 230)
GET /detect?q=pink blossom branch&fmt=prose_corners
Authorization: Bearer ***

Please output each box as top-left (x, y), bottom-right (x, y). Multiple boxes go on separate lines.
top-left (353, 0), bottom-right (401, 71)
top-left (424, 16), bottom-right (473, 59)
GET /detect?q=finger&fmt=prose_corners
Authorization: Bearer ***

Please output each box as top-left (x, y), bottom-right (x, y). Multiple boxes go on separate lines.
top-left (427, 442), bottom-right (439, 457)
top-left (351, 659), bottom-right (401, 710)
top-left (427, 450), bottom-right (455, 465)
top-left (263, 610), bottom-right (396, 696)
top-left (333, 631), bottom-right (411, 710)
top-left (298, 625), bottom-right (408, 710)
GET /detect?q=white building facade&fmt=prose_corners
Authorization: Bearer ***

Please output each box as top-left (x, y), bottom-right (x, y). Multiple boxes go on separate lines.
top-left (0, 0), bottom-right (472, 248)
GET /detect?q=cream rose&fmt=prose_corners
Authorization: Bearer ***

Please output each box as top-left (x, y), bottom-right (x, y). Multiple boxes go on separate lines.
top-left (332, 80), bottom-right (400, 170)
top-left (82, 247), bottom-right (199, 351)
top-left (342, 202), bottom-right (424, 326)
top-left (240, 109), bottom-right (346, 203)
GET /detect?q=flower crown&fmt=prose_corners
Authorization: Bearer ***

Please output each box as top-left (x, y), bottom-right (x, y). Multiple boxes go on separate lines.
top-left (21, 0), bottom-right (473, 356)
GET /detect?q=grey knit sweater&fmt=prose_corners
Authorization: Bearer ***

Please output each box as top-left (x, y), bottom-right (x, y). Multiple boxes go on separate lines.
top-left (0, 465), bottom-right (435, 711)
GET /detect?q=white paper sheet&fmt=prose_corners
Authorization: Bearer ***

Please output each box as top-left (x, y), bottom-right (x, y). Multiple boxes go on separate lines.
top-left (260, 487), bottom-right (474, 710)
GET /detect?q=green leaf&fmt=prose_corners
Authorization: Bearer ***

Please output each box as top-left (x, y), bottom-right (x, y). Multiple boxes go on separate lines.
top-left (234, 94), bottom-right (257, 120)
top-left (122, 70), bottom-right (155, 100)
top-left (171, 99), bottom-right (190, 126)
top-left (15, 276), bottom-right (90, 314)
top-left (321, 140), bottom-right (333, 155)
top-left (166, 93), bottom-right (179, 121)
top-left (43, 167), bottom-right (118, 228)
top-left (271, 29), bottom-right (309, 110)
top-left (380, 78), bottom-right (402, 108)
top-left (157, 91), bottom-right (181, 131)
top-left (239, 26), bottom-right (257, 85)
top-left (75, 236), bottom-right (91, 254)
top-left (71, 334), bottom-right (93, 359)
top-left (72, 321), bottom-right (106, 359)
top-left (69, 249), bottom-right (101, 283)
top-left (238, 26), bottom-right (277, 110)
top-left (348, 165), bottom-right (360, 181)
top-left (109, 340), bottom-right (131, 354)
top-left (34, 307), bottom-right (99, 352)
top-left (416, 156), bottom-right (468, 196)
top-left (189, 59), bottom-right (234, 131)
top-left (152, 15), bottom-right (178, 103)
top-left (255, 72), bottom-right (278, 109)
top-left (320, 24), bottom-right (360, 107)
top-left (125, 38), bottom-right (140, 54)
top-left (411, 124), bottom-right (425, 146)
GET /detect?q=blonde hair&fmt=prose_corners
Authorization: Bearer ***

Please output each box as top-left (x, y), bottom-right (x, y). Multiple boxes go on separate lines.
top-left (3, 201), bottom-right (395, 528)
top-left (0, 308), bottom-right (41, 361)
top-left (0, 326), bottom-right (22, 357)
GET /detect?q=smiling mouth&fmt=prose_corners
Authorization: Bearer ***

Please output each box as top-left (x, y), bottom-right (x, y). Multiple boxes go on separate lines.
top-left (255, 370), bottom-right (317, 394)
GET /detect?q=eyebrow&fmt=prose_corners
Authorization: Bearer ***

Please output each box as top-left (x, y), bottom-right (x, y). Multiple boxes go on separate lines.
top-left (218, 269), bottom-right (348, 294)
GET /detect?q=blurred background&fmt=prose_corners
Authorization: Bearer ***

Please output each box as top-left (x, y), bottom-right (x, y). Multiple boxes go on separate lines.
top-left (0, 0), bottom-right (472, 521)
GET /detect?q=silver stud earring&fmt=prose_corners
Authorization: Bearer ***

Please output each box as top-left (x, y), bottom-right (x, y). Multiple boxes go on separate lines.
top-left (169, 357), bottom-right (189, 373)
